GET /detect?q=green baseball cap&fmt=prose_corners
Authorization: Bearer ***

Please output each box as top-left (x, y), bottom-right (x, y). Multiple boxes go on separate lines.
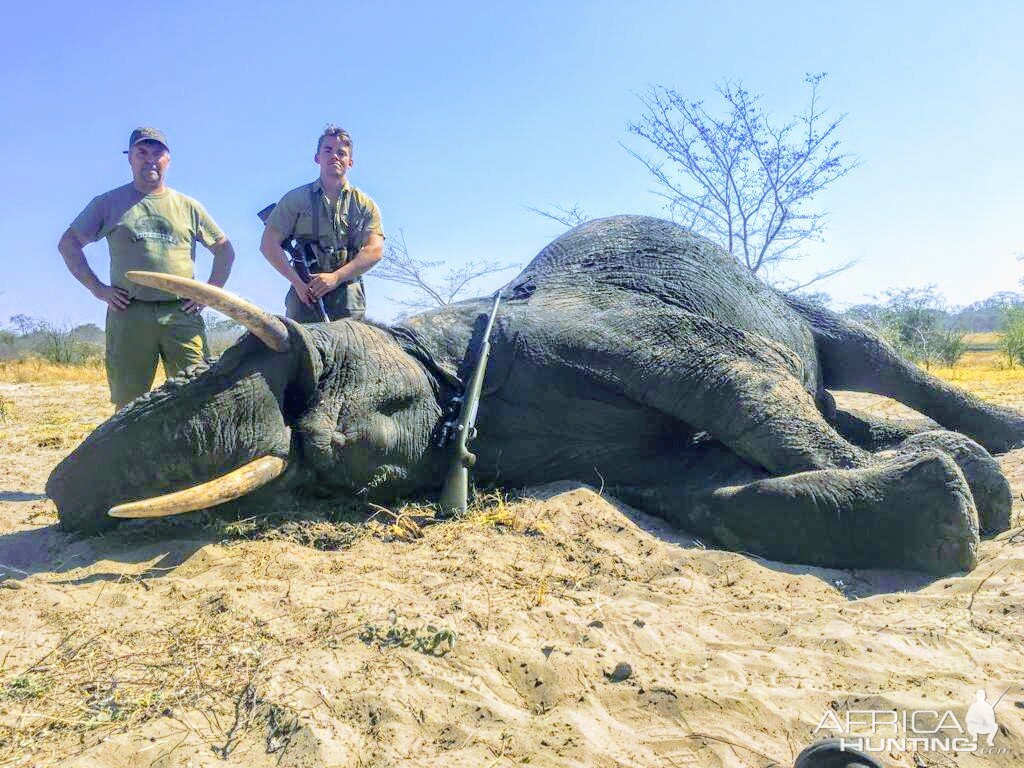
top-left (124, 127), bottom-right (169, 153)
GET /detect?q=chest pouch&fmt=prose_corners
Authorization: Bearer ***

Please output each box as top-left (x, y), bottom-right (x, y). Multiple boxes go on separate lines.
top-left (309, 184), bottom-right (366, 317)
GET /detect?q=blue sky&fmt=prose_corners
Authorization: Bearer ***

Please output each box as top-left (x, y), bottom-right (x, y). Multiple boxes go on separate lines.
top-left (2, 0), bottom-right (1022, 327)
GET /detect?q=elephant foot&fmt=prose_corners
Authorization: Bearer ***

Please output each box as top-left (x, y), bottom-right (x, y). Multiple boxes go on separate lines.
top-left (697, 449), bottom-right (979, 575)
top-left (894, 430), bottom-right (1012, 536)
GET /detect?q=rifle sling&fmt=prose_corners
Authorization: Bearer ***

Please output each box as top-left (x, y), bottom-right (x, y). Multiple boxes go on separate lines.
top-left (310, 183), bottom-right (319, 249)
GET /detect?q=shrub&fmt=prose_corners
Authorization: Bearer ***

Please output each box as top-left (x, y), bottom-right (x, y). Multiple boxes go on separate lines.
top-left (205, 315), bottom-right (244, 356)
top-left (871, 286), bottom-right (965, 370)
top-left (35, 321), bottom-right (102, 365)
top-left (5, 316), bottom-right (103, 365)
top-left (1001, 306), bottom-right (1024, 367)
top-left (935, 329), bottom-right (967, 367)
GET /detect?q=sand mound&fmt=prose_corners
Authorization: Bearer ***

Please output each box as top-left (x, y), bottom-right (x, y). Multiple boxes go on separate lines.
top-left (1, 383), bottom-right (1023, 767)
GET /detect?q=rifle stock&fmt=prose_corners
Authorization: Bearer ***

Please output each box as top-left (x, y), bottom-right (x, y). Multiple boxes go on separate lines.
top-left (438, 292), bottom-right (502, 515)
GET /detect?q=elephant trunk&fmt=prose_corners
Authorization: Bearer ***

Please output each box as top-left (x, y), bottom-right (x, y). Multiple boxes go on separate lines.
top-left (46, 336), bottom-right (297, 534)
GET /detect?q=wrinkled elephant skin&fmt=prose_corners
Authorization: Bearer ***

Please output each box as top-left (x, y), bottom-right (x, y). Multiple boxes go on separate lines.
top-left (48, 217), bottom-right (1022, 575)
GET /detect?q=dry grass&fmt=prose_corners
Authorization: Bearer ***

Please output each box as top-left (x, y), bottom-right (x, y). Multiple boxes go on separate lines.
top-left (964, 331), bottom-right (1001, 351)
top-left (0, 357), bottom-right (106, 385)
top-left (361, 490), bottom-right (547, 544)
top-left (1, 334), bottom-right (1012, 396)
top-left (928, 348), bottom-right (1024, 411)
top-left (0, 357), bottom-right (169, 387)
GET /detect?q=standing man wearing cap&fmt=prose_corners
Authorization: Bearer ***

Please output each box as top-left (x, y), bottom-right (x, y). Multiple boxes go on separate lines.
top-left (260, 124), bottom-right (384, 322)
top-left (58, 127), bottom-right (236, 408)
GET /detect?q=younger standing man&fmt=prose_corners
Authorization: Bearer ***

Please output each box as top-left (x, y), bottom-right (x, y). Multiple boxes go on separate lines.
top-left (58, 127), bottom-right (235, 408)
top-left (260, 125), bottom-right (384, 322)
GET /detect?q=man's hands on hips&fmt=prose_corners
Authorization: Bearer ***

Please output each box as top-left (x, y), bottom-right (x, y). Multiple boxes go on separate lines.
top-left (92, 284), bottom-right (131, 310)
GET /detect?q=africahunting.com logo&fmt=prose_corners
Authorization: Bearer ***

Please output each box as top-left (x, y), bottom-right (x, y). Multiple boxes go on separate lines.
top-left (813, 686), bottom-right (1013, 757)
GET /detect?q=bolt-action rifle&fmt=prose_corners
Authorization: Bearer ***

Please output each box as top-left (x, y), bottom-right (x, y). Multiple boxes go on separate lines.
top-left (438, 292), bottom-right (502, 515)
top-left (257, 204), bottom-right (329, 322)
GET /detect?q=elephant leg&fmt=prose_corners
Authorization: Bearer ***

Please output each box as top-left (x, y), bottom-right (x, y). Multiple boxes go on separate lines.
top-left (787, 297), bottom-right (1024, 452)
top-left (822, 393), bottom-right (938, 452)
top-left (614, 445), bottom-right (979, 575)
top-left (549, 306), bottom-right (871, 475)
top-left (894, 431), bottom-right (1012, 535)
top-left (543, 307), bottom-right (981, 572)
top-left (822, 395), bottom-right (1011, 535)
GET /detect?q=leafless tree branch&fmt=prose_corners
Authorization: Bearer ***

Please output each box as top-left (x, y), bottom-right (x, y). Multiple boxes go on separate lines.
top-left (374, 231), bottom-right (518, 312)
top-left (627, 73), bottom-right (859, 288)
top-left (772, 257), bottom-right (860, 294)
top-left (523, 204), bottom-right (590, 228)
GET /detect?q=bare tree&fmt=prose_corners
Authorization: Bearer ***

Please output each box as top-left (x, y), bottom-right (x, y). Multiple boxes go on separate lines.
top-left (524, 203), bottom-right (590, 229)
top-left (626, 73), bottom-right (858, 292)
top-left (373, 232), bottom-right (517, 312)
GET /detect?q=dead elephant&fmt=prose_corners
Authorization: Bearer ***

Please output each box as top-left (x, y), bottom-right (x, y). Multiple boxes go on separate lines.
top-left (48, 216), bottom-right (1021, 575)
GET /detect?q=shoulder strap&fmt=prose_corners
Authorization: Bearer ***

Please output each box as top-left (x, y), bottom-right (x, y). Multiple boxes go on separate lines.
top-left (309, 183), bottom-right (320, 244)
top-left (344, 187), bottom-right (360, 252)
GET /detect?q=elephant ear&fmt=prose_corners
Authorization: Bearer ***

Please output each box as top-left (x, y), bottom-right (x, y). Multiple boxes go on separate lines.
top-left (280, 317), bottom-right (324, 412)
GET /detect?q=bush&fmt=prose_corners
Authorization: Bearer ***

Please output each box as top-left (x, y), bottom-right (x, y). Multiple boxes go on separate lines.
top-left (35, 321), bottom-right (102, 365)
top-left (935, 329), bottom-right (967, 367)
top-left (1001, 306), bottom-right (1024, 367)
top-left (4, 316), bottom-right (103, 365)
top-left (0, 329), bottom-right (15, 361)
top-left (871, 286), bottom-right (966, 370)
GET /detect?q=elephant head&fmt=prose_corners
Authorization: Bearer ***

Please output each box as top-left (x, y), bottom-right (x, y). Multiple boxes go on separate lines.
top-left (46, 274), bottom-right (446, 533)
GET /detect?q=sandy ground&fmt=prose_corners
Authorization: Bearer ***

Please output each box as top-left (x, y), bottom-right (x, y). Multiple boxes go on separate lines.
top-left (1, 383), bottom-right (1023, 767)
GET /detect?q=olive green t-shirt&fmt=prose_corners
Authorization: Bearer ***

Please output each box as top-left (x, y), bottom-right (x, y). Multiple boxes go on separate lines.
top-left (69, 184), bottom-right (225, 302)
top-left (265, 180), bottom-right (383, 272)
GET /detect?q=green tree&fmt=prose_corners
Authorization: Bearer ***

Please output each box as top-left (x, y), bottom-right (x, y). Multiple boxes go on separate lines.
top-left (874, 287), bottom-right (965, 370)
top-left (1000, 306), bottom-right (1024, 368)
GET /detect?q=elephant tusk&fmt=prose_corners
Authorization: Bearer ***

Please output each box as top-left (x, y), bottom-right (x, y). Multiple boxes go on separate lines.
top-left (108, 456), bottom-right (287, 519)
top-left (125, 271), bottom-right (291, 352)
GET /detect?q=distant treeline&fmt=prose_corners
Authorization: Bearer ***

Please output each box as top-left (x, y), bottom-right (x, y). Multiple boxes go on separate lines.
top-left (4, 289), bottom-right (1024, 369)
top-left (0, 314), bottom-right (243, 364)
top-left (838, 290), bottom-right (1024, 333)
top-left (796, 287), bottom-right (1024, 369)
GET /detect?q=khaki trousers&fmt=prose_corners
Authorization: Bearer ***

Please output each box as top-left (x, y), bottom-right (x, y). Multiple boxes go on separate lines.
top-left (105, 301), bottom-right (207, 408)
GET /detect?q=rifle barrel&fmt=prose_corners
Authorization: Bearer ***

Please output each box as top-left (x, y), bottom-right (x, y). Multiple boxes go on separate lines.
top-left (438, 292), bottom-right (502, 514)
